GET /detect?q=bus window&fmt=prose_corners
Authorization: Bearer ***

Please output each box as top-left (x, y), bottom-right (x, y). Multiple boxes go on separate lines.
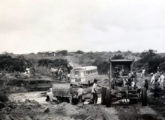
top-left (74, 71), bottom-right (80, 75)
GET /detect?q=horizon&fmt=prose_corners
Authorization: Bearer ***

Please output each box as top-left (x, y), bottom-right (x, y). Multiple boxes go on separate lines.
top-left (0, 49), bottom-right (164, 55)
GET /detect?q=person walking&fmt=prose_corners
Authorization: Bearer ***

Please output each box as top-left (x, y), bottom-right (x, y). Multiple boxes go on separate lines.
top-left (92, 79), bottom-right (98, 104)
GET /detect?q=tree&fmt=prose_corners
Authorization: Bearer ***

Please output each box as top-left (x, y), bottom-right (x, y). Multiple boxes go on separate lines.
top-left (135, 49), bottom-right (165, 73)
top-left (97, 61), bottom-right (109, 74)
top-left (56, 50), bottom-right (68, 56)
top-left (0, 55), bottom-right (32, 72)
top-left (93, 59), bottom-right (109, 74)
top-left (38, 59), bottom-right (53, 67)
top-left (159, 62), bottom-right (165, 72)
top-left (75, 50), bottom-right (84, 54)
top-left (111, 54), bottom-right (124, 59)
top-left (148, 56), bottom-right (165, 73)
top-left (140, 49), bottom-right (157, 63)
top-left (38, 58), bottom-right (72, 72)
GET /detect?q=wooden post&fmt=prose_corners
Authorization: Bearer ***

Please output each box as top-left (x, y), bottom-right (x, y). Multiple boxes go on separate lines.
top-left (109, 59), bottom-right (112, 90)
top-left (130, 61), bottom-right (134, 73)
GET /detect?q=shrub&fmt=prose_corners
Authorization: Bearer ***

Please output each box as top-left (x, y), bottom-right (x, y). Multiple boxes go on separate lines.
top-left (148, 56), bottom-right (165, 73)
top-left (135, 50), bottom-right (165, 73)
top-left (93, 59), bottom-right (109, 74)
top-left (0, 55), bottom-right (32, 72)
top-left (111, 54), bottom-right (124, 59)
top-left (56, 50), bottom-right (68, 56)
top-left (159, 62), bottom-right (165, 72)
top-left (38, 59), bottom-right (52, 67)
top-left (0, 93), bottom-right (8, 103)
top-left (38, 59), bottom-right (72, 73)
top-left (75, 50), bottom-right (84, 54)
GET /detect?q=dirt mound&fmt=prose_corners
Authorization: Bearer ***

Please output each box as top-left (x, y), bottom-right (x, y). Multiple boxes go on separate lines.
top-left (0, 100), bottom-right (43, 120)
top-left (58, 102), bottom-right (79, 116)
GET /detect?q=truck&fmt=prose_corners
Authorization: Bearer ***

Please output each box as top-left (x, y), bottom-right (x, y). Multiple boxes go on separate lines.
top-left (101, 59), bottom-right (147, 107)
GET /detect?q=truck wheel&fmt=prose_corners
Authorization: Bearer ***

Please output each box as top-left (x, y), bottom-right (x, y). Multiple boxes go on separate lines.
top-left (101, 87), bottom-right (107, 105)
top-left (105, 89), bottom-right (112, 107)
top-left (141, 88), bottom-right (147, 106)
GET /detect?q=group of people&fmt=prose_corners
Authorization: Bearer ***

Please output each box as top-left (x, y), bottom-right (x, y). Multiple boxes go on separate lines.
top-left (150, 72), bottom-right (165, 90)
top-left (51, 66), bottom-right (70, 81)
top-left (150, 72), bottom-right (165, 97)
top-left (74, 79), bottom-right (99, 104)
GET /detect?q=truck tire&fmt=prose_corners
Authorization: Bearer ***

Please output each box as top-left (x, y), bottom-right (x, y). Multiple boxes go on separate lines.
top-left (105, 89), bottom-right (112, 107)
top-left (101, 87), bottom-right (107, 105)
top-left (141, 88), bottom-right (147, 106)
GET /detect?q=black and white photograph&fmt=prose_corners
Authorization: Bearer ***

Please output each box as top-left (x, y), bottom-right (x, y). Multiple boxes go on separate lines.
top-left (0, 0), bottom-right (165, 120)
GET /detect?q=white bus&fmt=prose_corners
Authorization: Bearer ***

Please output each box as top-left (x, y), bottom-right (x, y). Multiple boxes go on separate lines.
top-left (70, 66), bottom-right (98, 85)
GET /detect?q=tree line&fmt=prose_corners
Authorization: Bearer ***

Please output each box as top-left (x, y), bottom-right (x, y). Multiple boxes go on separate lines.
top-left (0, 55), bottom-right (72, 73)
top-left (93, 50), bottom-right (165, 74)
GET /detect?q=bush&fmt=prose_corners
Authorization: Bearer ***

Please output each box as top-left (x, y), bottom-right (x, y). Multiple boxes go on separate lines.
top-left (38, 59), bottom-right (52, 67)
top-left (111, 54), bottom-right (124, 59)
top-left (159, 62), bottom-right (165, 72)
top-left (0, 55), bottom-right (32, 72)
top-left (0, 93), bottom-right (8, 103)
top-left (93, 59), bottom-right (109, 74)
top-left (38, 59), bottom-right (72, 73)
top-left (56, 50), bottom-right (68, 56)
top-left (75, 50), bottom-right (84, 54)
top-left (135, 50), bottom-right (165, 73)
top-left (38, 59), bottom-right (68, 68)
top-left (148, 56), bottom-right (165, 73)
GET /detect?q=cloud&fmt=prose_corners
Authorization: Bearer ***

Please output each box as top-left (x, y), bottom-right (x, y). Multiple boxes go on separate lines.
top-left (0, 0), bottom-right (165, 53)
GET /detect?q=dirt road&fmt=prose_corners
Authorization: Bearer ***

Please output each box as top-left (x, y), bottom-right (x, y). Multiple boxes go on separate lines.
top-left (6, 91), bottom-right (165, 120)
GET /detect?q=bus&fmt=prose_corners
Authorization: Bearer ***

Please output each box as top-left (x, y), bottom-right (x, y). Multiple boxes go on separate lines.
top-left (70, 66), bottom-right (98, 85)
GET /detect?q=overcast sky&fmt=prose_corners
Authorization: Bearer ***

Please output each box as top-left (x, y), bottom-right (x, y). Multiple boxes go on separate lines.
top-left (0, 0), bottom-right (165, 54)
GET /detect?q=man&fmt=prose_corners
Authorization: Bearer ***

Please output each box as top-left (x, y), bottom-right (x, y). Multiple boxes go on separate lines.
top-left (151, 73), bottom-right (156, 84)
top-left (141, 68), bottom-right (146, 78)
top-left (46, 88), bottom-right (56, 102)
top-left (69, 84), bottom-right (74, 104)
top-left (154, 79), bottom-right (160, 98)
top-left (78, 86), bottom-right (84, 103)
top-left (144, 79), bottom-right (149, 90)
top-left (158, 73), bottom-right (165, 90)
top-left (127, 72), bottom-right (133, 87)
top-left (92, 79), bottom-right (98, 104)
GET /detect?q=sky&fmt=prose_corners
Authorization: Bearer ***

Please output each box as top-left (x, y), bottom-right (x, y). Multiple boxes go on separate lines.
top-left (0, 0), bottom-right (165, 54)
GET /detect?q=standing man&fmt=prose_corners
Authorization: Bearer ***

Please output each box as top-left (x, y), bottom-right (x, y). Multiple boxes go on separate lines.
top-left (141, 68), bottom-right (146, 78)
top-left (92, 79), bottom-right (98, 104)
top-left (78, 86), bottom-right (84, 103)
top-left (158, 73), bottom-right (165, 90)
top-left (69, 84), bottom-right (74, 104)
top-left (154, 79), bottom-right (160, 98)
top-left (151, 73), bottom-right (156, 84)
top-left (144, 79), bottom-right (149, 91)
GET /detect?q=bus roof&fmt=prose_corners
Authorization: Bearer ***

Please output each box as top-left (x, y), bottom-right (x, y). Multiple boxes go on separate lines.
top-left (73, 66), bottom-right (97, 71)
